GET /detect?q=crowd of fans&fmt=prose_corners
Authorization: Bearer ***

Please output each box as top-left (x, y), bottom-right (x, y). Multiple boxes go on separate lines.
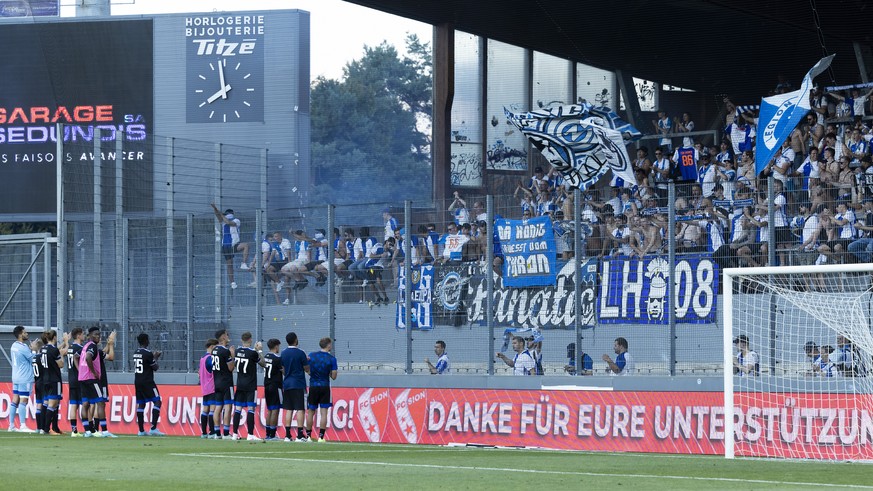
top-left (221, 82), bottom-right (873, 305)
top-left (497, 86), bottom-right (873, 273)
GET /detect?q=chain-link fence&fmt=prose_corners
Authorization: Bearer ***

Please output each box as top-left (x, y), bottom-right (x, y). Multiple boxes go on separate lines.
top-left (3, 127), bottom-right (864, 378)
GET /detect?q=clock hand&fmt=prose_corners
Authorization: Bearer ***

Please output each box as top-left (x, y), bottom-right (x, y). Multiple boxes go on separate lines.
top-left (207, 84), bottom-right (232, 103)
top-left (217, 58), bottom-right (228, 100)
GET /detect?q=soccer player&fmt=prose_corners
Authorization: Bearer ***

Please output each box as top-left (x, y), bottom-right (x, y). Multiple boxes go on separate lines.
top-left (199, 338), bottom-right (219, 438)
top-left (133, 333), bottom-right (165, 436)
top-left (66, 327), bottom-right (85, 436)
top-left (78, 327), bottom-right (116, 437)
top-left (231, 332), bottom-right (262, 441)
top-left (33, 335), bottom-right (46, 434)
top-left (261, 338), bottom-right (283, 441)
top-left (211, 329), bottom-right (236, 439)
top-left (38, 330), bottom-right (69, 435)
top-left (95, 328), bottom-right (117, 437)
top-left (306, 337), bottom-right (337, 442)
top-left (9, 325), bottom-right (37, 433)
top-left (280, 331), bottom-right (309, 442)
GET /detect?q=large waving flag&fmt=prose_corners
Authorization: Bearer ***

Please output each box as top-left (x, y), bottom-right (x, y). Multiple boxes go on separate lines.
top-left (505, 103), bottom-right (642, 191)
top-left (755, 55), bottom-right (835, 175)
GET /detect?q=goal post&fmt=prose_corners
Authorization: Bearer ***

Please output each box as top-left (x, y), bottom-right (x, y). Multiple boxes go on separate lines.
top-left (723, 263), bottom-right (873, 461)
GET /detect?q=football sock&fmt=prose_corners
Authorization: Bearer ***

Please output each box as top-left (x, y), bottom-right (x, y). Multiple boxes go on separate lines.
top-left (70, 419), bottom-right (78, 433)
top-left (319, 428), bottom-right (326, 439)
top-left (246, 410), bottom-right (255, 435)
top-left (17, 402), bottom-right (27, 426)
top-left (200, 413), bottom-right (209, 435)
top-left (45, 407), bottom-right (57, 433)
top-left (285, 426), bottom-right (292, 439)
top-left (100, 419), bottom-right (107, 432)
top-left (9, 402), bottom-right (17, 427)
top-left (136, 407), bottom-right (145, 432)
top-left (297, 427), bottom-right (304, 439)
top-left (151, 405), bottom-right (161, 430)
top-left (51, 407), bottom-right (61, 432)
top-left (232, 410), bottom-right (242, 434)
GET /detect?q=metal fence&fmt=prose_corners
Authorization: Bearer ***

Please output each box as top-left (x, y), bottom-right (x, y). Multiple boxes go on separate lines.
top-left (1, 128), bottom-right (864, 377)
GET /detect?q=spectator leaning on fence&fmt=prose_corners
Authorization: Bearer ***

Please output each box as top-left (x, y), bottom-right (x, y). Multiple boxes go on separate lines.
top-left (564, 342), bottom-right (593, 376)
top-left (732, 334), bottom-right (759, 377)
top-left (496, 336), bottom-right (536, 376)
top-left (602, 337), bottom-right (634, 376)
top-left (426, 341), bottom-right (450, 375)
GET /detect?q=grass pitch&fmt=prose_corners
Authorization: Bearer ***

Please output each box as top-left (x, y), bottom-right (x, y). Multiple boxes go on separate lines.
top-left (1, 433), bottom-right (871, 490)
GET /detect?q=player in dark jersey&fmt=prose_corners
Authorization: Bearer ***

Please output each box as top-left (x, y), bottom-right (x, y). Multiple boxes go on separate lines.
top-left (66, 327), bottom-right (85, 437)
top-left (280, 331), bottom-right (309, 442)
top-left (261, 339), bottom-right (283, 441)
top-left (231, 332), bottom-right (262, 441)
top-left (306, 337), bottom-right (338, 442)
top-left (31, 337), bottom-right (44, 435)
top-left (133, 333), bottom-right (165, 436)
top-left (95, 329), bottom-right (117, 437)
top-left (211, 329), bottom-right (236, 439)
top-left (38, 330), bottom-right (69, 435)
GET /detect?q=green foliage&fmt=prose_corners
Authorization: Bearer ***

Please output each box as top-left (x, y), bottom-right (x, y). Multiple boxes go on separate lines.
top-left (0, 222), bottom-right (56, 235)
top-left (310, 35), bottom-right (432, 206)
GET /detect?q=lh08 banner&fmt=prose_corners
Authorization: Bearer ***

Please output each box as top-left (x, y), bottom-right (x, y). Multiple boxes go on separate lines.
top-left (598, 253), bottom-right (719, 324)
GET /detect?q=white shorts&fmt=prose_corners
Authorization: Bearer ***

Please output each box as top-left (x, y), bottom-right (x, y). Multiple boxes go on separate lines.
top-left (281, 259), bottom-right (307, 272)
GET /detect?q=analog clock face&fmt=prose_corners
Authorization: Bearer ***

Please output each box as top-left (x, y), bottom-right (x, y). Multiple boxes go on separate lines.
top-left (190, 58), bottom-right (261, 123)
top-left (186, 41), bottom-right (265, 124)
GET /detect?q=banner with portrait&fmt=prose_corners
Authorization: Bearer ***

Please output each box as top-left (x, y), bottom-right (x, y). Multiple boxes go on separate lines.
top-left (598, 254), bottom-right (718, 324)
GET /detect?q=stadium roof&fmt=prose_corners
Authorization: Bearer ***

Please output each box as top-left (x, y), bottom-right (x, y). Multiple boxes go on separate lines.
top-left (345, 0), bottom-right (872, 103)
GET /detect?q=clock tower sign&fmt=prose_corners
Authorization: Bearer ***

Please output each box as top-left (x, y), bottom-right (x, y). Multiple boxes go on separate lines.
top-left (185, 14), bottom-right (265, 123)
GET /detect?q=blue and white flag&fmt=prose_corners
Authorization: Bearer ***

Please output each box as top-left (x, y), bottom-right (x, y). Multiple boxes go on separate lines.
top-left (500, 327), bottom-right (543, 352)
top-left (505, 103), bottom-right (642, 191)
top-left (755, 55), bottom-right (834, 175)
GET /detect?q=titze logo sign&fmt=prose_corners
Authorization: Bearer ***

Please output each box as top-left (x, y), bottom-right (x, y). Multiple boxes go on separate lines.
top-left (185, 14), bottom-right (265, 123)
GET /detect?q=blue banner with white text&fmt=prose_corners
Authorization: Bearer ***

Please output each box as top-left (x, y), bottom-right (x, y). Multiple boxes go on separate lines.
top-left (396, 265), bottom-right (434, 330)
top-left (496, 216), bottom-right (557, 287)
top-left (598, 254), bottom-right (718, 324)
top-left (755, 55), bottom-right (834, 175)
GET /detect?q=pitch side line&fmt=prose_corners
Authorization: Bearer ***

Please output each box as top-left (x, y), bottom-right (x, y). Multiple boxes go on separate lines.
top-left (169, 453), bottom-right (873, 489)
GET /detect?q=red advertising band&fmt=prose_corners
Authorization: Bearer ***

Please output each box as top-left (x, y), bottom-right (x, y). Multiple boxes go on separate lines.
top-left (1, 383), bottom-right (871, 459)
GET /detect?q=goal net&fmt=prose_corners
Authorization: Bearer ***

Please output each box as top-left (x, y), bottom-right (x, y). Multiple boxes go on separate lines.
top-left (723, 263), bottom-right (873, 461)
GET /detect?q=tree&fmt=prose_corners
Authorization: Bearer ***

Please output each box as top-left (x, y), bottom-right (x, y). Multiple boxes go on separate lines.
top-left (309, 35), bottom-right (432, 205)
